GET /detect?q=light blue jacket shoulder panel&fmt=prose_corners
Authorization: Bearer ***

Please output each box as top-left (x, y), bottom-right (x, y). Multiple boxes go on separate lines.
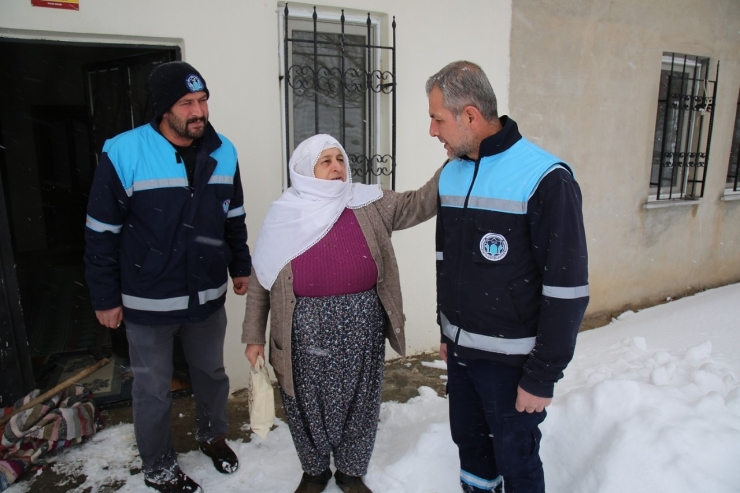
top-left (103, 125), bottom-right (187, 196)
top-left (209, 133), bottom-right (238, 185)
top-left (439, 138), bottom-right (573, 214)
top-left (102, 126), bottom-right (239, 193)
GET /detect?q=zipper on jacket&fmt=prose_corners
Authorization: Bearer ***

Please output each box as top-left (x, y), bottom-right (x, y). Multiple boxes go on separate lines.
top-left (174, 150), bottom-right (195, 197)
top-left (453, 158), bottom-right (480, 318)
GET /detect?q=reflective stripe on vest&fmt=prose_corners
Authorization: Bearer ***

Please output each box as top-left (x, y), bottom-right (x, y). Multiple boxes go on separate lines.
top-left (441, 312), bottom-right (535, 356)
top-left (122, 282), bottom-right (228, 312)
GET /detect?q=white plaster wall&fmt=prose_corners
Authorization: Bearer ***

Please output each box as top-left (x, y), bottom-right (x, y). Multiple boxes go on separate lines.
top-left (0, 0), bottom-right (512, 390)
top-left (510, 0), bottom-right (740, 319)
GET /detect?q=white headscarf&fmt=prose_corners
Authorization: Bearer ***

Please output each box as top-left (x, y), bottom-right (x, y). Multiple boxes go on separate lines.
top-left (251, 134), bottom-right (383, 290)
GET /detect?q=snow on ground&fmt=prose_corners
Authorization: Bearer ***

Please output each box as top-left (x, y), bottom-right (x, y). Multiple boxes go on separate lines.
top-left (421, 360), bottom-right (448, 370)
top-left (542, 283), bottom-right (740, 493)
top-left (8, 282), bottom-right (740, 492)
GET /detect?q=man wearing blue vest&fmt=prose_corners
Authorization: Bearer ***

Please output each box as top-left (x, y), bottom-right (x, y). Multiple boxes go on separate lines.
top-left (85, 61), bottom-right (250, 493)
top-left (428, 61), bottom-right (589, 493)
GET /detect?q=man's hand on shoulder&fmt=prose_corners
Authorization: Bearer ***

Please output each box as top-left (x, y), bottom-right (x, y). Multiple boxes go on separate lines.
top-left (515, 386), bottom-right (552, 413)
top-left (232, 276), bottom-right (249, 295)
top-left (95, 306), bottom-right (123, 329)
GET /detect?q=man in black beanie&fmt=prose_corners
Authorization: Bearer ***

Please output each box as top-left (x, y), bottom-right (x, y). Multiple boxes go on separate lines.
top-left (84, 60), bottom-right (250, 493)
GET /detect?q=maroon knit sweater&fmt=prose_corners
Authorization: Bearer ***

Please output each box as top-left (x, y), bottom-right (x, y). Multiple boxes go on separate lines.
top-left (291, 208), bottom-right (378, 297)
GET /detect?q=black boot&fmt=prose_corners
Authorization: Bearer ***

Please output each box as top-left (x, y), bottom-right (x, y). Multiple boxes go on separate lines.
top-left (144, 466), bottom-right (202, 493)
top-left (294, 468), bottom-right (332, 493)
top-left (335, 470), bottom-right (372, 493)
top-left (198, 434), bottom-right (239, 474)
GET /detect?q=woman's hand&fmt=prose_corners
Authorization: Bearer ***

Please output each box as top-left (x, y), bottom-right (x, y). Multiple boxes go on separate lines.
top-left (245, 344), bottom-right (265, 368)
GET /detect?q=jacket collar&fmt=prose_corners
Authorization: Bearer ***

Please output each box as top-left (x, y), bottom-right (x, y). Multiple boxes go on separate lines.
top-left (473, 115), bottom-right (522, 161)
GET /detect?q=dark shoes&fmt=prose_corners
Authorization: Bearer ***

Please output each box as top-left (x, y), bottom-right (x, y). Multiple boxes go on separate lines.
top-left (144, 466), bottom-right (202, 493)
top-left (335, 470), bottom-right (372, 493)
top-left (198, 435), bottom-right (239, 474)
top-left (143, 436), bottom-right (236, 492)
top-left (294, 468), bottom-right (333, 493)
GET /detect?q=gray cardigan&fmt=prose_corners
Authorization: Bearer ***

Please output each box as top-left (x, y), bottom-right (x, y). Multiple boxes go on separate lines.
top-left (241, 168), bottom-right (441, 396)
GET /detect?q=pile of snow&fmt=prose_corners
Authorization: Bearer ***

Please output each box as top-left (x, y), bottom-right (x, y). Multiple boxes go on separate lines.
top-left (543, 288), bottom-right (740, 493)
top-left (7, 283), bottom-right (740, 492)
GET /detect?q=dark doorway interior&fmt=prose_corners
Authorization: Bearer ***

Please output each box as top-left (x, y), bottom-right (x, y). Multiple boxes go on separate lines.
top-left (0, 39), bottom-right (179, 402)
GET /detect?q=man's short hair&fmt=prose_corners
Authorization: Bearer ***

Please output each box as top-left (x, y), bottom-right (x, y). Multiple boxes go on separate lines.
top-left (426, 61), bottom-right (498, 122)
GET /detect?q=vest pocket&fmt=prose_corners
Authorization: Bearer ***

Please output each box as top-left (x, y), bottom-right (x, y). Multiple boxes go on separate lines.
top-left (508, 274), bottom-right (541, 326)
top-left (135, 248), bottom-right (165, 282)
top-left (465, 286), bottom-right (522, 335)
top-left (205, 243), bottom-right (231, 276)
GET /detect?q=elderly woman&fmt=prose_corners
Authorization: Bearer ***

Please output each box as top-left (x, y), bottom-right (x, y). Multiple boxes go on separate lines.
top-left (242, 134), bottom-right (440, 493)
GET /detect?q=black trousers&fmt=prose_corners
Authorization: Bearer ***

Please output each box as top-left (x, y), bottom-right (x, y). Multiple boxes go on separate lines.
top-left (448, 350), bottom-right (546, 493)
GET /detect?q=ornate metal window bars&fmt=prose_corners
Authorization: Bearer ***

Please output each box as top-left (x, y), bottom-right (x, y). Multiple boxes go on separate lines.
top-left (281, 5), bottom-right (396, 188)
top-left (726, 89), bottom-right (740, 193)
top-left (650, 53), bottom-right (719, 201)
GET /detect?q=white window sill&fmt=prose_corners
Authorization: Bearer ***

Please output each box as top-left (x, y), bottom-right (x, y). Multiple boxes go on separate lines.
top-left (721, 193), bottom-right (740, 202)
top-left (643, 199), bottom-right (701, 209)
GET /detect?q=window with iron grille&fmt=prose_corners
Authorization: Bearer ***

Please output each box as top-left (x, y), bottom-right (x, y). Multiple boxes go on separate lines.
top-left (649, 53), bottom-right (719, 201)
top-left (279, 4), bottom-right (396, 189)
top-left (726, 88), bottom-right (740, 194)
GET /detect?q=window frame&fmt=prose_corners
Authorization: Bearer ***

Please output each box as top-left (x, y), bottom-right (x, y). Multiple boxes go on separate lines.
top-left (725, 88), bottom-right (740, 195)
top-left (647, 52), bottom-right (718, 203)
top-left (277, 4), bottom-right (395, 190)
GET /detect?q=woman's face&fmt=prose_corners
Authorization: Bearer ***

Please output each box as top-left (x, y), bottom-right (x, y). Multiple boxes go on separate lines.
top-left (314, 147), bottom-right (347, 182)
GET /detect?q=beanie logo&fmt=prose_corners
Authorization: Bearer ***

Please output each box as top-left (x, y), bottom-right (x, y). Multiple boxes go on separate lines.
top-left (186, 74), bottom-right (205, 93)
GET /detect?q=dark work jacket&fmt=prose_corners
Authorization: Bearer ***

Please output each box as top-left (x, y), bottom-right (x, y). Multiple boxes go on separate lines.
top-left (436, 116), bottom-right (589, 398)
top-left (84, 120), bottom-right (251, 325)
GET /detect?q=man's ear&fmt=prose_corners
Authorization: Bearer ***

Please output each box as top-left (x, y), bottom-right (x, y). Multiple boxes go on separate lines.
top-left (462, 105), bottom-right (480, 127)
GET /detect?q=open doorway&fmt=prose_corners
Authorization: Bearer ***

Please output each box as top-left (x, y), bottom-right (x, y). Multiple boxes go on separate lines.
top-left (0, 39), bottom-right (179, 403)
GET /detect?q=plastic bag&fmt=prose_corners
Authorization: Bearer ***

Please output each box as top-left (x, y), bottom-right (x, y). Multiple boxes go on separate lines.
top-left (247, 355), bottom-right (275, 439)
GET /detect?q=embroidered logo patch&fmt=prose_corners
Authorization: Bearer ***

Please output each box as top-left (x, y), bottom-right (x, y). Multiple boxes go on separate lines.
top-left (186, 74), bottom-right (205, 92)
top-left (480, 233), bottom-right (508, 261)
top-left (222, 199), bottom-right (230, 214)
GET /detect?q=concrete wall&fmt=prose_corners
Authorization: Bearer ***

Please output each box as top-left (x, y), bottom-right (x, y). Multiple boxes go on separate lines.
top-left (510, 0), bottom-right (740, 322)
top-left (0, 0), bottom-right (512, 390)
